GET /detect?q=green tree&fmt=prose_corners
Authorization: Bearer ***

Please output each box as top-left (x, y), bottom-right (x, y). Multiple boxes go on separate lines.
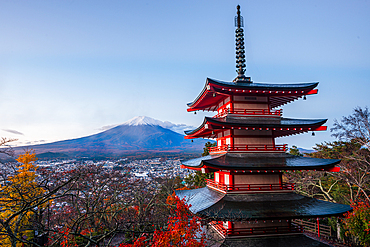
top-left (183, 142), bottom-right (216, 188)
top-left (202, 141), bottom-right (216, 156)
top-left (289, 145), bottom-right (303, 156)
top-left (184, 171), bottom-right (210, 188)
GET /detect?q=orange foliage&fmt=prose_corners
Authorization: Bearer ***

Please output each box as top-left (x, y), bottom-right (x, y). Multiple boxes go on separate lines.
top-left (342, 202), bottom-right (370, 246)
top-left (152, 196), bottom-right (205, 247)
top-left (0, 150), bottom-right (44, 246)
top-left (119, 193), bottom-right (205, 247)
top-left (60, 228), bottom-right (78, 247)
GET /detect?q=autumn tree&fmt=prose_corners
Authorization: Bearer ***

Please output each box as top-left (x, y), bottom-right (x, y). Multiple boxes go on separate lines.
top-left (0, 150), bottom-right (81, 247)
top-left (285, 107), bottom-right (370, 204)
top-left (47, 164), bottom-right (179, 246)
top-left (342, 202), bottom-right (370, 246)
top-left (0, 151), bottom-right (43, 246)
top-left (330, 106), bottom-right (370, 202)
top-left (309, 141), bottom-right (370, 204)
top-left (121, 193), bottom-right (206, 247)
top-left (151, 195), bottom-right (205, 247)
top-left (332, 106), bottom-right (370, 151)
top-left (47, 164), bottom-right (132, 246)
top-left (0, 140), bottom-right (209, 246)
top-left (286, 144), bottom-right (339, 201)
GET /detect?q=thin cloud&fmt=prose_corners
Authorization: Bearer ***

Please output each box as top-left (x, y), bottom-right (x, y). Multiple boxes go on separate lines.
top-left (98, 125), bottom-right (117, 131)
top-left (3, 129), bottom-right (24, 135)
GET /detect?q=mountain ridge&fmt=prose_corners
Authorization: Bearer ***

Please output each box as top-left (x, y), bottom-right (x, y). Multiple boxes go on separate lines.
top-left (12, 117), bottom-right (207, 159)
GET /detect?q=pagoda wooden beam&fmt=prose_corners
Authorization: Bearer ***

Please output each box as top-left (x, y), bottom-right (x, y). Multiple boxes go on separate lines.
top-left (313, 126), bottom-right (327, 131)
top-left (324, 167), bottom-right (341, 172)
top-left (307, 89), bottom-right (318, 95)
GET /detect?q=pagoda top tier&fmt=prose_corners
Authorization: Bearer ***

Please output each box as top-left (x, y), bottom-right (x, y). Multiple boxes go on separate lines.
top-left (187, 78), bottom-right (318, 112)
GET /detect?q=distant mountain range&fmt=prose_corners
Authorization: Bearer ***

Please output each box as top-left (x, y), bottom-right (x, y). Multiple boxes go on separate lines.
top-left (12, 117), bottom-right (209, 159)
top-left (297, 147), bottom-right (315, 154)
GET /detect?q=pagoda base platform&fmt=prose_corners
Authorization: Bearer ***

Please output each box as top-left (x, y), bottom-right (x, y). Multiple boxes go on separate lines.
top-left (209, 220), bottom-right (303, 238)
top-left (205, 226), bottom-right (333, 247)
top-left (216, 234), bottom-right (333, 247)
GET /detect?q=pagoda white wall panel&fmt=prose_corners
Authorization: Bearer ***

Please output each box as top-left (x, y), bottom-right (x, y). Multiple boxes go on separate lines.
top-left (226, 138), bottom-right (231, 145)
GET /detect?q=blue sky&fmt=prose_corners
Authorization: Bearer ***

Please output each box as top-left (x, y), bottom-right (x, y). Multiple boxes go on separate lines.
top-left (0, 0), bottom-right (369, 149)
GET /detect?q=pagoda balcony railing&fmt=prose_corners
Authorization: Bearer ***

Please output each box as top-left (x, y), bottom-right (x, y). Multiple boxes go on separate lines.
top-left (206, 179), bottom-right (295, 193)
top-left (210, 221), bottom-right (303, 237)
top-left (208, 144), bottom-right (287, 154)
top-left (214, 108), bottom-right (282, 118)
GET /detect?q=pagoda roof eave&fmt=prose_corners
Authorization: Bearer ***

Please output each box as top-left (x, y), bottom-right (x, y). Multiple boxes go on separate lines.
top-left (207, 78), bottom-right (319, 90)
top-left (181, 153), bottom-right (341, 171)
top-left (176, 187), bottom-right (352, 220)
top-left (187, 78), bottom-right (319, 111)
top-left (185, 117), bottom-right (327, 138)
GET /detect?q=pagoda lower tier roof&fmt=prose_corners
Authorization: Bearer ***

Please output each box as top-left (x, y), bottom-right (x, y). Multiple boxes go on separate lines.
top-left (187, 78), bottom-right (319, 111)
top-left (218, 234), bottom-right (332, 247)
top-left (175, 187), bottom-right (351, 221)
top-left (181, 153), bottom-right (340, 172)
top-left (184, 117), bottom-right (327, 139)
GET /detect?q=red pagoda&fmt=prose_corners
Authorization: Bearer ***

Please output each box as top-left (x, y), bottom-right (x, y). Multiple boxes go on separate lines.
top-left (176, 5), bottom-right (351, 246)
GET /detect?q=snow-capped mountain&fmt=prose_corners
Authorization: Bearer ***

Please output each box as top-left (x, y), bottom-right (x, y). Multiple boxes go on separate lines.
top-left (16, 116), bottom-right (207, 158)
top-left (101, 116), bottom-right (194, 135)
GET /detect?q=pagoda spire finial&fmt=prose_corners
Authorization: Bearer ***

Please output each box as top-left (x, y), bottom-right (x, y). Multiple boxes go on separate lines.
top-left (233, 5), bottom-right (251, 83)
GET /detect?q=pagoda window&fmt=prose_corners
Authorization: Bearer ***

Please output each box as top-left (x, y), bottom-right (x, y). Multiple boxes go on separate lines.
top-left (216, 136), bottom-right (229, 146)
top-left (223, 221), bottom-right (232, 229)
top-left (224, 174), bottom-right (230, 185)
top-left (225, 137), bottom-right (232, 145)
top-left (215, 172), bottom-right (220, 183)
top-left (218, 130), bottom-right (230, 137)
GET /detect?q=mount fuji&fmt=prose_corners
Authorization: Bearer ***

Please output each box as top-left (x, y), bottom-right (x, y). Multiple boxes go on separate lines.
top-left (100, 116), bottom-right (195, 135)
top-left (14, 117), bottom-right (208, 159)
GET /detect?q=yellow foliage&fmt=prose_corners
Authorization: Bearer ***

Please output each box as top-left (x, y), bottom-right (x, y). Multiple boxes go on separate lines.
top-left (0, 150), bottom-right (45, 247)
